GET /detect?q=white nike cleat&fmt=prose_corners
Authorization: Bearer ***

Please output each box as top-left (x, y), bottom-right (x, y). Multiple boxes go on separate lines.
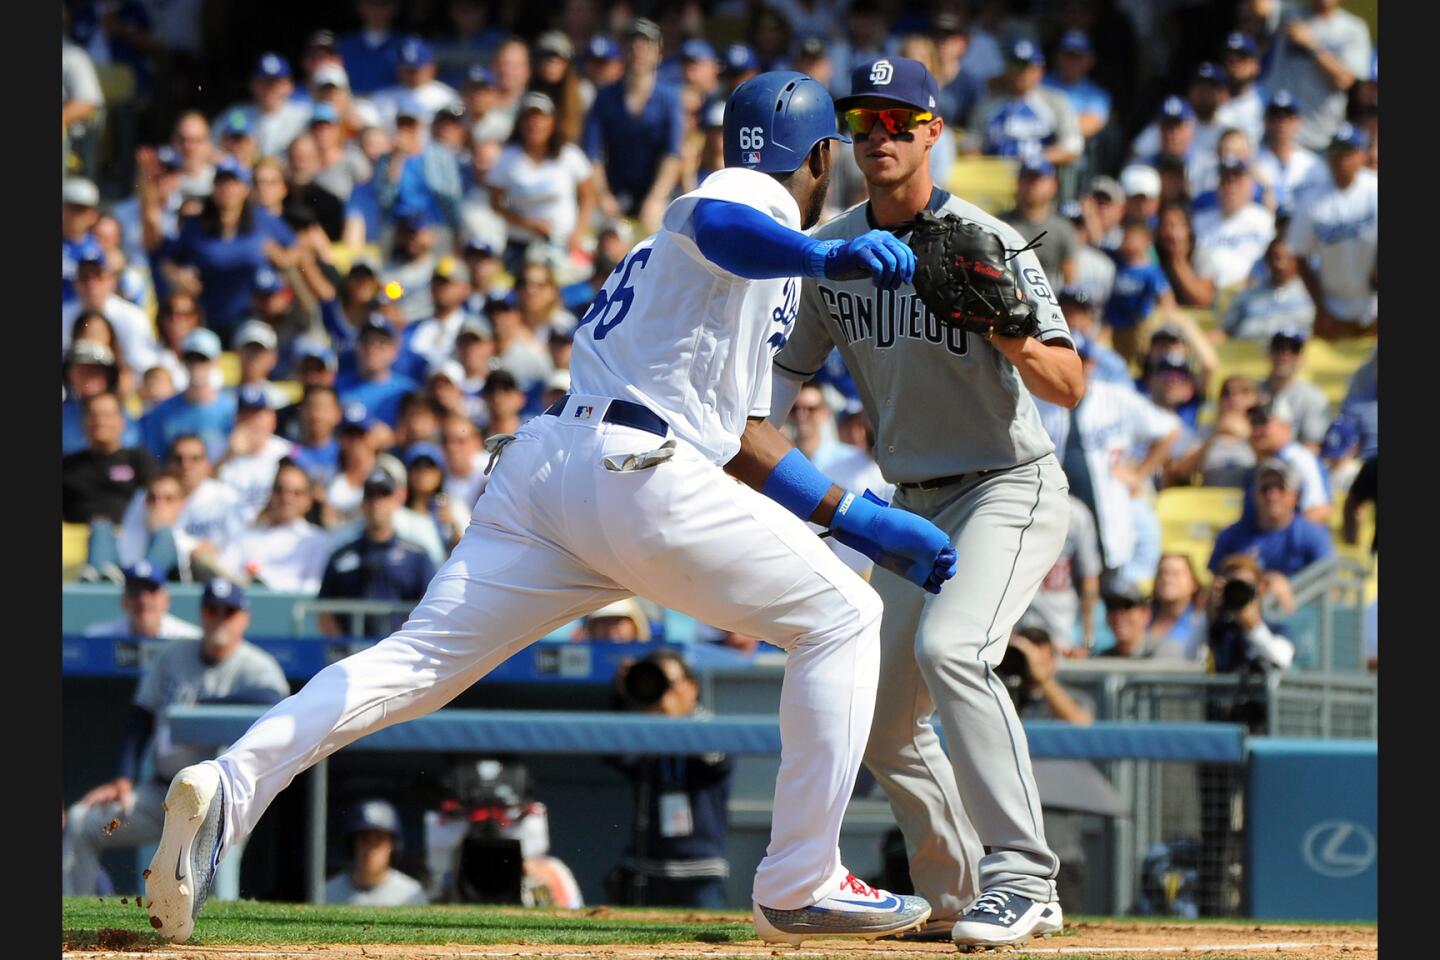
top-left (950, 890), bottom-right (1063, 946)
top-left (754, 874), bottom-right (932, 945)
top-left (145, 763), bottom-right (225, 943)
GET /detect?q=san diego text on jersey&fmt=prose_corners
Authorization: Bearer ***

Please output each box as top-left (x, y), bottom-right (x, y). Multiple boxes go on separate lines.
top-left (816, 284), bottom-right (969, 356)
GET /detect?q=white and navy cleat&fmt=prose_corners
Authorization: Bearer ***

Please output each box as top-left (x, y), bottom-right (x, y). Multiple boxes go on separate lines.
top-left (754, 874), bottom-right (932, 945)
top-left (950, 890), bottom-right (1063, 947)
top-left (145, 762), bottom-right (226, 943)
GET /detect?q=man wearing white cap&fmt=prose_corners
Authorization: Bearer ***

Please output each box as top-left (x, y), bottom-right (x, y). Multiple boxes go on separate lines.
top-left (62, 178), bottom-right (102, 305)
top-left (1118, 164), bottom-right (1160, 225)
top-left (217, 385), bottom-right (299, 523)
top-left (228, 320), bottom-right (291, 410)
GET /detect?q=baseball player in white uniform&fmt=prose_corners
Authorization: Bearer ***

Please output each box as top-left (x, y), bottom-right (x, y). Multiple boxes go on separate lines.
top-left (145, 72), bottom-right (954, 945)
top-left (771, 58), bottom-right (1086, 947)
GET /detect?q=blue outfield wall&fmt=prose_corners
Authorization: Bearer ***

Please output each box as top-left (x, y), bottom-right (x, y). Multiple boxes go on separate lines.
top-left (1246, 738), bottom-right (1377, 921)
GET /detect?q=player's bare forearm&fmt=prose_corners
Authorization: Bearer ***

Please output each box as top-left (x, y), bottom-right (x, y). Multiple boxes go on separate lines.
top-left (1139, 428), bottom-right (1181, 480)
top-left (725, 417), bottom-right (845, 526)
top-left (992, 336), bottom-right (1085, 408)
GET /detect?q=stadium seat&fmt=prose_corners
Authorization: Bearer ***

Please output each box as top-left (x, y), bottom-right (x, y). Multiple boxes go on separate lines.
top-left (946, 156), bottom-right (1019, 214)
top-left (1156, 486), bottom-right (1245, 547)
top-left (218, 351), bottom-right (240, 386)
top-left (62, 523), bottom-right (90, 579)
top-left (327, 243), bottom-right (382, 277)
top-left (273, 380), bottom-right (303, 406)
top-left (1210, 339), bottom-right (1270, 401)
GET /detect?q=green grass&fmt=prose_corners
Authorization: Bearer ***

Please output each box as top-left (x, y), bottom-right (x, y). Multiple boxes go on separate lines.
top-left (61, 898), bottom-right (1376, 956)
top-left (63, 897), bottom-right (755, 948)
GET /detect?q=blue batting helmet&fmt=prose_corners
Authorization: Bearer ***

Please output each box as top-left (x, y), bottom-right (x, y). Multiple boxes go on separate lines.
top-left (723, 71), bottom-right (850, 174)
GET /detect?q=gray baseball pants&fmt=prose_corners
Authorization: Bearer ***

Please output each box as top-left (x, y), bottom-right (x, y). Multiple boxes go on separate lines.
top-left (864, 453), bottom-right (1070, 918)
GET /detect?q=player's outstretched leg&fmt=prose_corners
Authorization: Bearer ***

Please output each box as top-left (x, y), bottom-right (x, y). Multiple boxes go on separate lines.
top-left (145, 762), bottom-right (224, 944)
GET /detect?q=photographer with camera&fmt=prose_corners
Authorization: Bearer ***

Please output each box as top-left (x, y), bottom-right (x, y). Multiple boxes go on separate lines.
top-left (1189, 554), bottom-right (1296, 676)
top-left (1000, 627), bottom-right (1095, 726)
top-left (606, 650), bottom-right (734, 908)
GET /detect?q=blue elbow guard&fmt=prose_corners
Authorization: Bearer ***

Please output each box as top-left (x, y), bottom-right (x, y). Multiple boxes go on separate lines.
top-left (760, 448), bottom-right (834, 522)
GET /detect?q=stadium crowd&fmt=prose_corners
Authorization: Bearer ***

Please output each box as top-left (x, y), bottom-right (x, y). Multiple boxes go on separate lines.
top-left (62, 0), bottom-right (1377, 669)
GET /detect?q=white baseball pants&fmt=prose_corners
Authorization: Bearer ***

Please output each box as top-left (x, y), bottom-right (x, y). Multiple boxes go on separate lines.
top-left (208, 396), bottom-right (883, 909)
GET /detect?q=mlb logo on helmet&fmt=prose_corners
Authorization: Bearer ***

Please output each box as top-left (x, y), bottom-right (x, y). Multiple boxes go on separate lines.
top-left (743, 151), bottom-right (761, 164)
top-left (870, 60), bottom-right (894, 85)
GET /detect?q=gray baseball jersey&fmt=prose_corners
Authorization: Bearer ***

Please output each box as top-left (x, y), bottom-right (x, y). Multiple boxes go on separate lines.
top-left (774, 189), bottom-right (1074, 483)
top-left (135, 639), bottom-right (290, 781)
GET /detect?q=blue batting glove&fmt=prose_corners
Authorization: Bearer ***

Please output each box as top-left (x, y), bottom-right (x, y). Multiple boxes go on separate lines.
top-left (818, 230), bottom-right (917, 289)
top-left (830, 490), bottom-right (955, 594)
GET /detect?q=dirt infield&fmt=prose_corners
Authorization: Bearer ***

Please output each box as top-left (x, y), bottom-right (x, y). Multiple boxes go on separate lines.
top-left (62, 918), bottom-right (1378, 960)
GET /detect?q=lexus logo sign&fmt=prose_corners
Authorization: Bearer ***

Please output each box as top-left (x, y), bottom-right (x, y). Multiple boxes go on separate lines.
top-left (1300, 820), bottom-right (1376, 878)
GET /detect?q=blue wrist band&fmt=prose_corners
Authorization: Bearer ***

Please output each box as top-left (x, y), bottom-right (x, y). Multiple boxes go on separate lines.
top-left (759, 448), bottom-right (833, 522)
top-left (805, 239), bottom-right (845, 278)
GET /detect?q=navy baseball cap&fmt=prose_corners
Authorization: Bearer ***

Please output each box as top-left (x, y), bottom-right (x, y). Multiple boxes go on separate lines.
top-left (724, 43), bottom-right (759, 74)
top-left (1329, 122), bottom-right (1371, 152)
top-left (1217, 156), bottom-right (1250, 177)
top-left (1158, 95), bottom-right (1195, 123)
top-left (1058, 200), bottom-right (1083, 222)
top-left (344, 799), bottom-right (401, 838)
top-left (254, 265), bottom-right (285, 295)
top-left (1266, 89), bottom-right (1300, 116)
top-left (124, 561), bottom-right (165, 591)
top-left (202, 577), bottom-right (248, 611)
top-left (398, 36), bottom-right (434, 68)
top-left (587, 35), bottom-right (621, 63)
top-left (363, 466), bottom-right (398, 497)
top-left (75, 236), bottom-right (106, 266)
top-left (1225, 32), bottom-right (1259, 58)
top-left (464, 64), bottom-right (497, 89)
top-left (255, 52), bottom-right (291, 80)
top-left (294, 336), bottom-right (337, 370)
top-left (1019, 156), bottom-right (1056, 178)
top-left (403, 441), bottom-right (447, 469)
top-left (835, 57), bottom-right (940, 113)
top-left (1321, 415), bottom-right (1362, 460)
top-left (236, 384), bottom-right (274, 412)
top-left (1193, 61), bottom-right (1224, 85)
top-left (394, 208), bottom-right (430, 231)
top-left (340, 402), bottom-right (378, 432)
top-left (463, 235), bottom-right (497, 258)
top-left (1058, 286), bottom-right (1092, 308)
top-left (1269, 326), bottom-right (1308, 350)
top-left (1007, 38), bottom-right (1045, 67)
top-left (681, 38), bottom-right (717, 62)
top-left (219, 109), bottom-right (253, 138)
top-left (214, 155), bottom-right (253, 185)
top-left (1058, 30), bottom-right (1092, 56)
top-left (360, 314), bottom-right (397, 339)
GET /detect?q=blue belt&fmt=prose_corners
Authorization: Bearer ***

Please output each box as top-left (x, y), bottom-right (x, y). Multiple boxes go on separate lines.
top-left (544, 395), bottom-right (669, 438)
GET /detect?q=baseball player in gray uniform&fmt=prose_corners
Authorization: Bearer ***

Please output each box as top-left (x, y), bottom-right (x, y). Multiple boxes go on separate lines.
top-left (770, 58), bottom-right (1085, 947)
top-left (62, 578), bottom-right (289, 896)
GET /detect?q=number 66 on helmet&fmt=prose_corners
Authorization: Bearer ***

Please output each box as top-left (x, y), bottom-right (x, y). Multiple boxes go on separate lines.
top-left (723, 71), bottom-right (851, 174)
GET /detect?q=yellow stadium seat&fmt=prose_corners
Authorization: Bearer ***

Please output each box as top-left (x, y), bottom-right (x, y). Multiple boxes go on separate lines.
top-left (1210, 339), bottom-right (1270, 402)
top-left (94, 63), bottom-right (136, 106)
top-left (273, 380), bottom-right (303, 406)
top-left (947, 156), bottom-right (1019, 214)
top-left (327, 243), bottom-right (382, 277)
top-left (1156, 487), bottom-right (1245, 546)
top-left (63, 523), bottom-right (90, 578)
top-left (218, 351), bottom-right (240, 386)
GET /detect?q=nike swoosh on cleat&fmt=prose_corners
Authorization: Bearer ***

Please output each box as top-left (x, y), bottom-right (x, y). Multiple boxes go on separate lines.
top-left (829, 895), bottom-right (901, 910)
top-left (175, 851), bottom-right (187, 882)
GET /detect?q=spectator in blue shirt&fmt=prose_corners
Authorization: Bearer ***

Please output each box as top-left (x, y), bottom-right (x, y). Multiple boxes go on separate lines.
top-left (1105, 214), bottom-right (1176, 363)
top-left (582, 18), bottom-right (684, 232)
top-left (1209, 458), bottom-right (1334, 578)
top-left (433, 0), bottom-right (508, 89)
top-left (337, 0), bottom-right (405, 95)
top-left (932, 10), bottom-right (985, 128)
top-left (1043, 31), bottom-right (1111, 142)
top-left (291, 385), bottom-right (344, 484)
top-left (139, 329), bottom-right (237, 462)
top-left (63, 340), bottom-right (140, 456)
top-left (153, 157), bottom-right (297, 341)
top-left (63, 177), bottom-right (101, 306)
top-left (317, 466), bottom-right (436, 638)
top-left (337, 317), bottom-right (418, 429)
top-left (1057, 289), bottom-right (1129, 386)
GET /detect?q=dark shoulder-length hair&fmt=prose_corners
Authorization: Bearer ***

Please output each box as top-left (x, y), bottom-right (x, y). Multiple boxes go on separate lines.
top-left (508, 100), bottom-right (566, 160)
top-left (197, 191), bottom-right (257, 237)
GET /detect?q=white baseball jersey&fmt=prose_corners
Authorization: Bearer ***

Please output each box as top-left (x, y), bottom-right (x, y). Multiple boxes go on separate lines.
top-left (1286, 168), bottom-right (1378, 323)
top-left (1036, 384), bottom-right (1179, 570)
top-left (1193, 203), bottom-right (1276, 290)
top-left (569, 167), bottom-right (801, 466)
top-left (1254, 145), bottom-right (1329, 210)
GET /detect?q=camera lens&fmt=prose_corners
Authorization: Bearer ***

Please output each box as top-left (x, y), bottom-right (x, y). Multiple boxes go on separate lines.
top-left (622, 660), bottom-right (670, 708)
top-left (1221, 578), bottom-right (1257, 612)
